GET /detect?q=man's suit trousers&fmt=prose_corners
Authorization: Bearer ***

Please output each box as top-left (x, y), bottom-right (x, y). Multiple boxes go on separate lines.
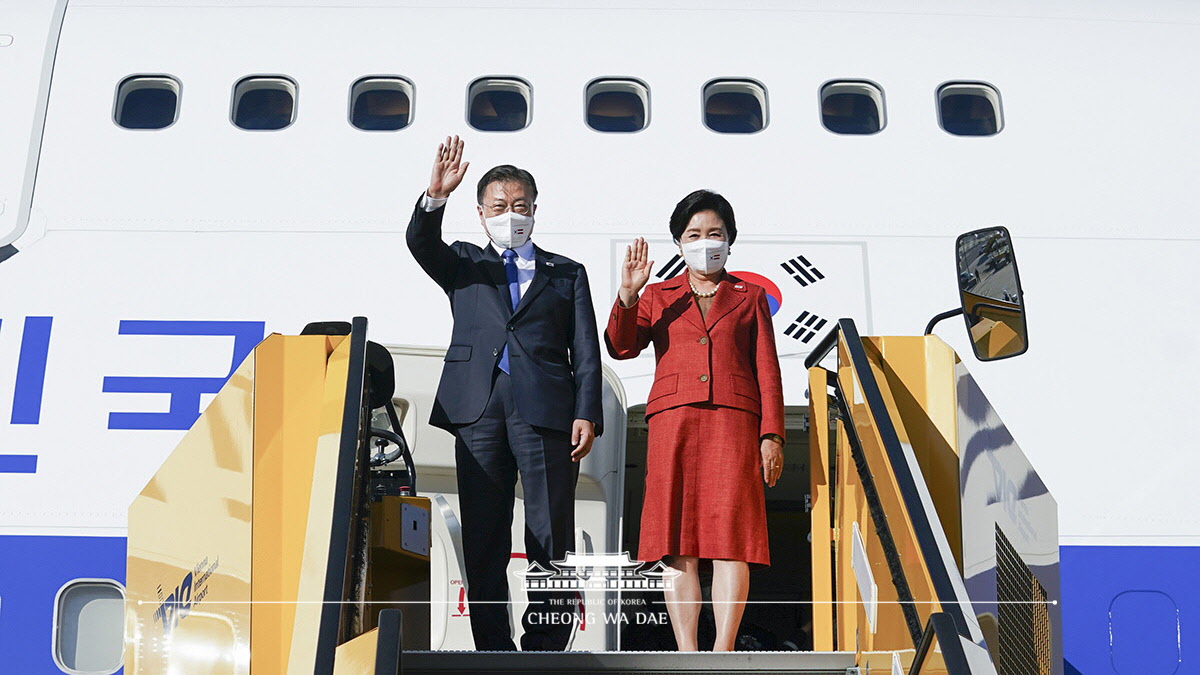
top-left (453, 371), bottom-right (580, 651)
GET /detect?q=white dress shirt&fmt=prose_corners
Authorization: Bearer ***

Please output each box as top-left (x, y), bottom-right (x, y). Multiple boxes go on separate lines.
top-left (421, 192), bottom-right (537, 300)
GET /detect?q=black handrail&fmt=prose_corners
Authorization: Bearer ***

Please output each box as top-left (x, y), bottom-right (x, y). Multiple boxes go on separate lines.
top-left (909, 612), bottom-right (974, 675)
top-left (316, 316), bottom-right (370, 672)
top-left (830, 372), bottom-right (924, 645)
top-left (375, 609), bottom-right (404, 674)
top-left (369, 426), bottom-right (417, 496)
top-left (804, 328), bottom-right (839, 368)
top-left (836, 319), bottom-right (973, 642)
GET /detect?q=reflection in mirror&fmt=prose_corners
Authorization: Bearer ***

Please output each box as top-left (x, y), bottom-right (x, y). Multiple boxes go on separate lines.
top-left (956, 227), bottom-right (1028, 360)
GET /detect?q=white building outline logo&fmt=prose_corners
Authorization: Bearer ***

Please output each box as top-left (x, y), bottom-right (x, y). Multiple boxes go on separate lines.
top-left (515, 552), bottom-right (680, 591)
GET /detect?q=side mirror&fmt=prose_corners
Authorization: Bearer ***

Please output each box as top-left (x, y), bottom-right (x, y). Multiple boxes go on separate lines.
top-left (956, 226), bottom-right (1028, 360)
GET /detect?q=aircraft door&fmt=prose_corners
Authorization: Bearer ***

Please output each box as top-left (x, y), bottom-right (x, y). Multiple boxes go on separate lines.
top-left (385, 347), bottom-right (628, 652)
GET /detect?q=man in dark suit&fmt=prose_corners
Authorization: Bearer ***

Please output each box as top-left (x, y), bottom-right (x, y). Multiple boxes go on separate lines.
top-left (406, 135), bottom-right (603, 651)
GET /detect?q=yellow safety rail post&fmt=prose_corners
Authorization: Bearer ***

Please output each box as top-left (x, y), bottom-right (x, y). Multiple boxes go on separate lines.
top-left (807, 366), bottom-right (834, 651)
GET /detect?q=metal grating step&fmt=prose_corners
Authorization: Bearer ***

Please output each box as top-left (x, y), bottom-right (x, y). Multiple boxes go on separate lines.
top-left (400, 650), bottom-right (858, 675)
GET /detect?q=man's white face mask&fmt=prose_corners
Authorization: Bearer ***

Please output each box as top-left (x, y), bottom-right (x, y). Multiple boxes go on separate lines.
top-left (680, 239), bottom-right (729, 275)
top-left (485, 211), bottom-right (535, 250)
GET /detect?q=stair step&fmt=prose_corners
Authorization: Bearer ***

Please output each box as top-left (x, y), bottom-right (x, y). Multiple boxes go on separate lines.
top-left (400, 650), bottom-right (858, 675)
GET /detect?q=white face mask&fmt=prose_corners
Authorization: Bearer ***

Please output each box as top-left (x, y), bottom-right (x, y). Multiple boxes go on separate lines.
top-left (484, 211), bottom-right (535, 250)
top-left (680, 239), bottom-right (729, 275)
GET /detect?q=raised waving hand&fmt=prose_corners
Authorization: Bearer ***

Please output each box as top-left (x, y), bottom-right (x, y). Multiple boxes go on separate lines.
top-left (427, 135), bottom-right (470, 200)
top-left (618, 237), bottom-right (655, 307)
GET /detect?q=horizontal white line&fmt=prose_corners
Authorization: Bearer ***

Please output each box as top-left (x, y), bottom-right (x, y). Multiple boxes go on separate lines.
top-left (1060, 535), bottom-right (1200, 547)
top-left (0, 526), bottom-right (128, 537)
top-left (137, 599), bottom-right (1058, 605)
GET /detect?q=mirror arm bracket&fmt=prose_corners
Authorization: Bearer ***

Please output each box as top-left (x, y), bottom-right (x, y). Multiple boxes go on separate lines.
top-left (924, 307), bottom-right (964, 336)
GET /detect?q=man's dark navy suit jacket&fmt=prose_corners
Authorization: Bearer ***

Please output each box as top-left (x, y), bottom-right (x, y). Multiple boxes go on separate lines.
top-left (406, 198), bottom-right (604, 436)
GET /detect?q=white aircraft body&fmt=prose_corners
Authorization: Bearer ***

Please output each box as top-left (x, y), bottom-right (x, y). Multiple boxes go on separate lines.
top-left (1, 1), bottom-right (1196, 672)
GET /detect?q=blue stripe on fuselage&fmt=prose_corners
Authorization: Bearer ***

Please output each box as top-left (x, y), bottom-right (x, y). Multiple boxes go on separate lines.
top-left (0, 535), bottom-right (126, 674)
top-left (1061, 544), bottom-right (1198, 674)
top-left (0, 537), bottom-right (1192, 673)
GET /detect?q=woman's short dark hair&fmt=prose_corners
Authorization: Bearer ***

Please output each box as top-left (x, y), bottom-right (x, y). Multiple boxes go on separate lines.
top-left (669, 189), bottom-right (737, 244)
top-left (476, 165), bottom-right (538, 203)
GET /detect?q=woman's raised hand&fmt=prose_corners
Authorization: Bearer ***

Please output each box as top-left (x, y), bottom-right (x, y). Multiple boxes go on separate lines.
top-left (619, 237), bottom-right (655, 307)
top-left (427, 135), bottom-right (470, 200)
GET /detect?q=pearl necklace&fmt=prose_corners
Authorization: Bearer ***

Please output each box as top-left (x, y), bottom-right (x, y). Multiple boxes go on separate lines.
top-left (689, 280), bottom-right (718, 298)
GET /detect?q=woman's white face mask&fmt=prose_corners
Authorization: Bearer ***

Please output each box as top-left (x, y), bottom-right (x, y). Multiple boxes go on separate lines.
top-left (680, 239), bottom-right (729, 275)
top-left (484, 211), bottom-right (535, 250)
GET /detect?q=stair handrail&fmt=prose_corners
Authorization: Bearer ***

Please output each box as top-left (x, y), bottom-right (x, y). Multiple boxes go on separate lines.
top-left (908, 612), bottom-right (974, 675)
top-left (816, 319), bottom-right (984, 650)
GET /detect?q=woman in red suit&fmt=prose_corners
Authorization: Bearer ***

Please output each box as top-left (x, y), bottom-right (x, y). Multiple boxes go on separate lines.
top-left (605, 190), bottom-right (785, 651)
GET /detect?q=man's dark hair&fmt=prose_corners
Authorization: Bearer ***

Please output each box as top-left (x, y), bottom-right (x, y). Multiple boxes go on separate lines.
top-left (668, 189), bottom-right (737, 244)
top-left (476, 165), bottom-right (538, 204)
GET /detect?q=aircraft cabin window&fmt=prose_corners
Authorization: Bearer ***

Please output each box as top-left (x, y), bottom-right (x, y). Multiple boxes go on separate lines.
top-left (53, 580), bottom-right (124, 674)
top-left (703, 79), bottom-right (768, 134)
top-left (232, 75), bottom-right (298, 131)
top-left (938, 82), bottom-right (1003, 136)
top-left (585, 78), bottom-right (649, 133)
top-left (350, 77), bottom-right (414, 131)
top-left (468, 77), bottom-right (532, 132)
top-left (114, 75), bottom-right (181, 130)
top-left (820, 80), bottom-right (885, 135)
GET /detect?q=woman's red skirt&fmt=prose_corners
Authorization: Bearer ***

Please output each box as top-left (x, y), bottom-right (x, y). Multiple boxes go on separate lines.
top-left (637, 402), bottom-right (770, 567)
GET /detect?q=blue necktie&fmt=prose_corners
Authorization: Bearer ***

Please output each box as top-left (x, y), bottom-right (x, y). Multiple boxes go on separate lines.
top-left (498, 249), bottom-right (519, 374)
